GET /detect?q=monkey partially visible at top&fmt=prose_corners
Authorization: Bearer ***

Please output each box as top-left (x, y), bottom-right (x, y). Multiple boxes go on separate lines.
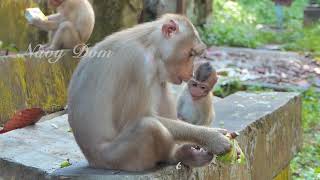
top-left (177, 61), bottom-right (218, 126)
top-left (29, 0), bottom-right (95, 50)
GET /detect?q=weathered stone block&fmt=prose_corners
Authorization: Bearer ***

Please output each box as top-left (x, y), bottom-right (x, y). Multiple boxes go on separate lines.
top-left (213, 92), bottom-right (302, 180)
top-left (0, 92), bottom-right (302, 180)
top-left (0, 51), bottom-right (79, 125)
top-left (304, 5), bottom-right (320, 26)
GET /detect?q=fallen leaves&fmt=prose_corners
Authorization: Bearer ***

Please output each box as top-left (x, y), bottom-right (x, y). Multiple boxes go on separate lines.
top-left (208, 48), bottom-right (320, 90)
top-left (0, 108), bottom-right (45, 134)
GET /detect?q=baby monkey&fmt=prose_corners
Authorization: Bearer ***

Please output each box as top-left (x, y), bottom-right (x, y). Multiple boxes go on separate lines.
top-left (177, 61), bottom-right (218, 126)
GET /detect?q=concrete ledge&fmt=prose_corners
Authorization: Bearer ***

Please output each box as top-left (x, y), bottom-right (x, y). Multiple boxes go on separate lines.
top-left (0, 92), bottom-right (302, 180)
top-left (0, 51), bottom-right (79, 125)
top-left (213, 92), bottom-right (302, 180)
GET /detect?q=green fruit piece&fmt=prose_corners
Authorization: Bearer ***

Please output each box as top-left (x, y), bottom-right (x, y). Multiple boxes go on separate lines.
top-left (217, 139), bottom-right (246, 164)
top-left (60, 160), bottom-right (72, 168)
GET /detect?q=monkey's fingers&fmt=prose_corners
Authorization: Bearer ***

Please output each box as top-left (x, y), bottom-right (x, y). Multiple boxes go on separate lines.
top-left (226, 132), bottom-right (240, 139)
top-left (213, 128), bottom-right (228, 135)
top-left (208, 133), bottom-right (232, 155)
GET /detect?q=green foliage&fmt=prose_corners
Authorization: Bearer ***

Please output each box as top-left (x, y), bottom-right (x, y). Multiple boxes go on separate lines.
top-left (291, 89), bottom-right (320, 180)
top-left (213, 80), bottom-right (274, 97)
top-left (214, 80), bottom-right (246, 98)
top-left (301, 89), bottom-right (320, 130)
top-left (0, 40), bottom-right (19, 53)
top-left (200, 0), bottom-right (320, 53)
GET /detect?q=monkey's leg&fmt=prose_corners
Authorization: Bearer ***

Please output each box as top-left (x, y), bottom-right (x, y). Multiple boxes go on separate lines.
top-left (91, 117), bottom-right (214, 171)
top-left (92, 117), bottom-right (175, 171)
top-left (48, 21), bottom-right (81, 50)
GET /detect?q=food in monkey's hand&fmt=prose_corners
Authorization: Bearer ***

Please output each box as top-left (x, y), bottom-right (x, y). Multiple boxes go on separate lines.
top-left (217, 132), bottom-right (246, 164)
top-left (25, 8), bottom-right (48, 23)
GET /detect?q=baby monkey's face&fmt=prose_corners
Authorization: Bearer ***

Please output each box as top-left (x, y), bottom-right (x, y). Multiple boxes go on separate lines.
top-left (187, 62), bottom-right (218, 100)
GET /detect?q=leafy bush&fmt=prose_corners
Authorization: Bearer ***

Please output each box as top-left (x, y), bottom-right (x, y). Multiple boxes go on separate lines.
top-left (200, 0), bottom-right (316, 51)
top-left (291, 89), bottom-right (320, 179)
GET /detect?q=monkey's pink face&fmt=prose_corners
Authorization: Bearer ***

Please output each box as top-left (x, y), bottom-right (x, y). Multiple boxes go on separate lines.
top-left (167, 45), bottom-right (207, 84)
top-left (188, 79), bottom-right (210, 99)
top-left (187, 72), bottom-right (217, 100)
top-left (48, 0), bottom-right (64, 7)
top-left (161, 19), bottom-right (206, 84)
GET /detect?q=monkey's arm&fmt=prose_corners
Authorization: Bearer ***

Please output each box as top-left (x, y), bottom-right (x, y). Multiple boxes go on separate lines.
top-left (31, 14), bottom-right (62, 31)
top-left (47, 13), bottom-right (62, 21)
top-left (196, 112), bottom-right (212, 126)
top-left (177, 95), bottom-right (184, 114)
top-left (177, 97), bottom-right (187, 120)
top-left (155, 115), bottom-right (230, 154)
top-left (157, 83), bottom-right (178, 119)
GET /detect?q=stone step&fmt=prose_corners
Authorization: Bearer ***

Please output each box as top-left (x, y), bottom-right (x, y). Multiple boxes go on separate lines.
top-left (0, 92), bottom-right (302, 180)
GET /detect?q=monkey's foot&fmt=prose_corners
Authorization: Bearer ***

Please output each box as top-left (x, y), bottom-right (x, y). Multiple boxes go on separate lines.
top-left (175, 144), bottom-right (213, 167)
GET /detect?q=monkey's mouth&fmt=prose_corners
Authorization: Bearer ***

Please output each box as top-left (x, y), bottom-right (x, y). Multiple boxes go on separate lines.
top-left (171, 75), bottom-right (184, 85)
top-left (176, 77), bottom-right (183, 84)
top-left (189, 88), bottom-right (207, 100)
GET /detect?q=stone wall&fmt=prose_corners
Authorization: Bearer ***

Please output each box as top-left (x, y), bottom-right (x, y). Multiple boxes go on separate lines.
top-left (0, 51), bottom-right (79, 125)
top-left (0, 92), bottom-right (302, 180)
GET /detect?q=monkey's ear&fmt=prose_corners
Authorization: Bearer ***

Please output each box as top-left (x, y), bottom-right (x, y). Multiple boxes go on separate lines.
top-left (162, 20), bottom-right (179, 39)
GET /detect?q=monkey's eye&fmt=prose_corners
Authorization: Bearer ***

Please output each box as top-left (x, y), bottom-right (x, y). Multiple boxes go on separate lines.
top-left (200, 85), bottom-right (207, 90)
top-left (192, 82), bottom-right (197, 87)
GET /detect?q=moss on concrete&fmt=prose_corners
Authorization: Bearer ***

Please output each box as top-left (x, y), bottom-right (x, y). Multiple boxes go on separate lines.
top-left (0, 51), bottom-right (79, 125)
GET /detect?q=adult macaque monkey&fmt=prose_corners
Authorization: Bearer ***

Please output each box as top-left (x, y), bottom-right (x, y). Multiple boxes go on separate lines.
top-left (29, 0), bottom-right (95, 50)
top-left (68, 14), bottom-right (231, 171)
top-left (177, 61), bottom-right (218, 126)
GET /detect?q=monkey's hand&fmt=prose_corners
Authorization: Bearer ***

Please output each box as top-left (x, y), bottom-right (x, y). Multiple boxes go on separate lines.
top-left (217, 133), bottom-right (246, 164)
top-left (29, 17), bottom-right (43, 27)
top-left (203, 129), bottom-right (232, 155)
